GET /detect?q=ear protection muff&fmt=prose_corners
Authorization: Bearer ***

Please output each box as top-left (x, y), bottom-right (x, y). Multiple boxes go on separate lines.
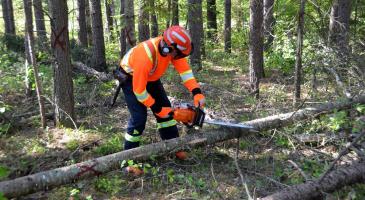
top-left (162, 41), bottom-right (173, 54)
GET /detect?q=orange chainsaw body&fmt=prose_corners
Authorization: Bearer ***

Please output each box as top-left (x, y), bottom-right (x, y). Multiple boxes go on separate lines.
top-left (172, 103), bottom-right (205, 128)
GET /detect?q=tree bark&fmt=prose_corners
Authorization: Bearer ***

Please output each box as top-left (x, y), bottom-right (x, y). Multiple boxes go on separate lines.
top-left (260, 160), bottom-right (365, 200)
top-left (125, 0), bottom-right (136, 50)
top-left (48, 0), bottom-right (76, 128)
top-left (328, 0), bottom-right (352, 54)
top-left (293, 0), bottom-right (306, 106)
top-left (1, 95), bottom-right (365, 198)
top-left (89, 0), bottom-right (107, 72)
top-left (24, 0), bottom-right (46, 128)
top-left (188, 0), bottom-right (203, 70)
top-left (104, 0), bottom-right (114, 41)
top-left (171, 0), bottom-right (179, 25)
top-left (166, 0), bottom-right (171, 28)
top-left (85, 0), bottom-right (93, 46)
top-left (77, 0), bottom-right (88, 47)
top-left (138, 0), bottom-right (150, 42)
top-left (33, 0), bottom-right (48, 46)
top-left (263, 0), bottom-right (275, 51)
top-left (206, 0), bottom-right (217, 41)
top-left (150, 0), bottom-right (159, 37)
top-left (1, 0), bottom-right (16, 35)
top-left (224, 0), bottom-right (232, 53)
top-left (249, 0), bottom-right (264, 98)
top-left (119, 0), bottom-right (126, 57)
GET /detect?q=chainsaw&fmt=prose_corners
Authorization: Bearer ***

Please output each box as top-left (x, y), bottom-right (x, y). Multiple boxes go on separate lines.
top-left (172, 103), bottom-right (254, 130)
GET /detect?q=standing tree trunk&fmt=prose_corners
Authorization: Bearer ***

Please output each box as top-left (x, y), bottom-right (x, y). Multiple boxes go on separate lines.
top-left (263, 0), bottom-right (275, 51)
top-left (171, 0), bottom-right (179, 25)
top-left (24, 0), bottom-right (46, 128)
top-left (206, 0), bottom-right (217, 41)
top-left (77, 0), bottom-right (88, 47)
top-left (249, 0), bottom-right (264, 98)
top-left (89, 0), bottom-right (107, 72)
top-left (33, 0), bottom-right (48, 48)
top-left (328, 0), bottom-right (352, 54)
top-left (85, 1), bottom-right (93, 46)
top-left (138, 0), bottom-right (150, 42)
top-left (1, 0), bottom-right (16, 35)
top-left (125, 0), bottom-right (136, 50)
top-left (224, 0), bottom-right (231, 53)
top-left (119, 0), bottom-right (126, 56)
top-left (166, 0), bottom-right (171, 28)
top-left (150, 0), bottom-right (159, 37)
top-left (188, 0), bottom-right (203, 70)
top-left (48, 0), bottom-right (76, 128)
top-left (293, 0), bottom-right (306, 106)
top-left (104, 0), bottom-right (114, 41)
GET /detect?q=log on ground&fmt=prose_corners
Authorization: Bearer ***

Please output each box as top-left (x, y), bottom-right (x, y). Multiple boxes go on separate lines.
top-left (259, 160), bottom-right (365, 200)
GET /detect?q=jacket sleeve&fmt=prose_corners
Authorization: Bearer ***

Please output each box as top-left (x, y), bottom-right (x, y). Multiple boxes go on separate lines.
top-left (172, 58), bottom-right (200, 92)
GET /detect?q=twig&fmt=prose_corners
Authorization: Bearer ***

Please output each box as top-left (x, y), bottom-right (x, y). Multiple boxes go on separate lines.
top-left (288, 160), bottom-right (311, 182)
top-left (324, 67), bottom-right (353, 99)
top-left (210, 160), bottom-right (225, 199)
top-left (234, 138), bottom-right (253, 200)
top-left (318, 131), bottom-right (365, 183)
top-left (43, 96), bottom-right (78, 130)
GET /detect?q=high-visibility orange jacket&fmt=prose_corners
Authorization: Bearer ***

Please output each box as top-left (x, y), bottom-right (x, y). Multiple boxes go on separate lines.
top-left (120, 36), bottom-right (200, 108)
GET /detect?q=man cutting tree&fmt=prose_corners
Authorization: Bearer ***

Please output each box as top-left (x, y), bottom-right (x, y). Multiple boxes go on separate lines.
top-left (117, 26), bottom-right (205, 174)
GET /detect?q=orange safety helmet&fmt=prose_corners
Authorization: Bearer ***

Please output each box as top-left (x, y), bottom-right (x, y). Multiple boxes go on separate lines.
top-left (162, 26), bottom-right (193, 59)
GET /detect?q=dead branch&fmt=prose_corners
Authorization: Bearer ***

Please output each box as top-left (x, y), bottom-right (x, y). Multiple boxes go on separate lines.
top-left (259, 160), bottom-right (365, 200)
top-left (324, 67), bottom-right (352, 99)
top-left (73, 61), bottom-right (114, 82)
top-left (288, 160), bottom-right (311, 182)
top-left (318, 131), bottom-right (365, 182)
top-left (234, 138), bottom-right (253, 200)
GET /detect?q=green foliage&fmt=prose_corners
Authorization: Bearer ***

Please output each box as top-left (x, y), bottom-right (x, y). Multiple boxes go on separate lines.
top-left (0, 192), bottom-right (7, 200)
top-left (94, 176), bottom-right (124, 194)
top-left (327, 110), bottom-right (349, 131)
top-left (0, 51), bottom-right (24, 94)
top-left (0, 165), bottom-right (10, 180)
top-left (355, 104), bottom-right (365, 114)
top-left (65, 139), bottom-right (80, 151)
top-left (302, 159), bottom-right (325, 178)
top-left (0, 34), bottom-right (25, 52)
top-left (275, 135), bottom-right (290, 148)
top-left (94, 135), bottom-right (122, 156)
top-left (69, 188), bottom-right (80, 199)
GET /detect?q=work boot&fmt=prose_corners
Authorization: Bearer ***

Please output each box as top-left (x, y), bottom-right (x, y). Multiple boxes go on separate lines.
top-left (125, 166), bottom-right (144, 176)
top-left (175, 151), bottom-right (188, 160)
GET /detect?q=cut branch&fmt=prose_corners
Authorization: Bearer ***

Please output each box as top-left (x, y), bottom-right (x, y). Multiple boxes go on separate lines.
top-left (1, 95), bottom-right (365, 198)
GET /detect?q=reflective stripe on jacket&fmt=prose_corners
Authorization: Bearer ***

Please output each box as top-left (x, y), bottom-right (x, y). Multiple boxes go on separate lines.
top-left (120, 36), bottom-right (200, 107)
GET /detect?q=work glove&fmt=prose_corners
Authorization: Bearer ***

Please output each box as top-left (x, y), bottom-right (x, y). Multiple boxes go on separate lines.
top-left (193, 93), bottom-right (205, 108)
top-left (151, 104), bottom-right (173, 118)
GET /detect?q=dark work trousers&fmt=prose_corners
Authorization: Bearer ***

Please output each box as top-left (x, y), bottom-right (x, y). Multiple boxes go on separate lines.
top-left (121, 78), bottom-right (179, 150)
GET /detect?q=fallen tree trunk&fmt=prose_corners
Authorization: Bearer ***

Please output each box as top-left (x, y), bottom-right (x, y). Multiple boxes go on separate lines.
top-left (1, 95), bottom-right (364, 198)
top-left (73, 61), bottom-right (113, 82)
top-left (260, 160), bottom-right (365, 200)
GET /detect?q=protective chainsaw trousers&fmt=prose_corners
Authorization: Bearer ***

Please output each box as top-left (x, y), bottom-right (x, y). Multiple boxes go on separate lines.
top-left (122, 78), bottom-right (179, 150)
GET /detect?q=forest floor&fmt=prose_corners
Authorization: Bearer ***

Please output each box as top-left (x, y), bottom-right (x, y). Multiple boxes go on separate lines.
top-left (1, 49), bottom-right (365, 200)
